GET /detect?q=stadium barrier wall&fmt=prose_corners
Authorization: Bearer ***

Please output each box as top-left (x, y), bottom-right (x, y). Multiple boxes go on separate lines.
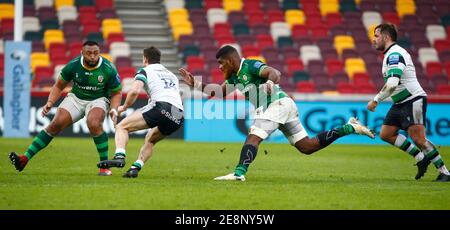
top-left (184, 99), bottom-right (450, 145)
top-left (0, 95), bottom-right (448, 145)
top-left (0, 94), bottom-right (184, 139)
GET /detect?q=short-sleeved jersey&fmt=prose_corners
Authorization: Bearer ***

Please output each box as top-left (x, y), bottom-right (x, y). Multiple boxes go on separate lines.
top-left (134, 63), bottom-right (183, 111)
top-left (226, 58), bottom-right (288, 108)
top-left (382, 44), bottom-right (426, 104)
top-left (60, 56), bottom-right (122, 100)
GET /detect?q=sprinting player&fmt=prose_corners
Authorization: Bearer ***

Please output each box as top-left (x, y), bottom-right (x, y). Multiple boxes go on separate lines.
top-left (367, 23), bottom-right (450, 182)
top-left (179, 45), bottom-right (375, 181)
top-left (97, 46), bottom-right (184, 178)
top-left (9, 40), bottom-right (122, 176)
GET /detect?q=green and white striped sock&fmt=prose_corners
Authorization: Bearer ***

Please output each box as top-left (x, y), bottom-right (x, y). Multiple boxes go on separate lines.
top-left (394, 134), bottom-right (424, 162)
top-left (423, 141), bottom-right (450, 175)
top-left (131, 160), bottom-right (144, 170)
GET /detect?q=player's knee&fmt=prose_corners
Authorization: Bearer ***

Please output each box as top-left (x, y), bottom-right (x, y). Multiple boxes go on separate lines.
top-left (115, 122), bottom-right (129, 132)
top-left (379, 132), bottom-right (392, 142)
top-left (46, 122), bottom-right (63, 136)
top-left (411, 136), bottom-right (426, 149)
top-left (295, 142), bottom-right (315, 155)
top-left (87, 120), bottom-right (102, 132)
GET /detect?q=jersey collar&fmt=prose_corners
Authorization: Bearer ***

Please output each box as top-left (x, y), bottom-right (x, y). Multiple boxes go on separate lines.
top-left (383, 43), bottom-right (397, 54)
top-left (81, 56), bottom-right (103, 70)
top-left (236, 58), bottom-right (245, 75)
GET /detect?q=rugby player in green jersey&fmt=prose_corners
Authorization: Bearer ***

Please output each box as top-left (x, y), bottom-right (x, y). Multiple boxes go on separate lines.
top-left (179, 45), bottom-right (375, 181)
top-left (9, 41), bottom-right (122, 176)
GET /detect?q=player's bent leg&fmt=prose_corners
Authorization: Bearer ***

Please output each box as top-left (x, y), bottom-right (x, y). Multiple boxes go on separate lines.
top-left (379, 125), bottom-right (399, 145)
top-left (98, 111), bottom-right (149, 169)
top-left (124, 128), bottom-right (166, 178)
top-left (46, 107), bottom-right (74, 136)
top-left (87, 108), bottom-right (109, 159)
top-left (87, 107), bottom-right (113, 175)
top-left (291, 117), bottom-right (373, 156)
top-left (86, 107), bottom-right (106, 136)
top-left (293, 137), bottom-right (321, 155)
top-left (408, 125), bottom-right (450, 181)
top-left (215, 122), bottom-right (270, 181)
top-left (115, 110), bottom-right (149, 149)
top-left (9, 108), bottom-right (73, 172)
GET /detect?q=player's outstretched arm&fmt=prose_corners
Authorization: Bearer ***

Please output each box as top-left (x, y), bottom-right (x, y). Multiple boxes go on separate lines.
top-left (118, 80), bottom-right (144, 115)
top-left (42, 78), bottom-right (68, 117)
top-left (179, 68), bottom-right (230, 99)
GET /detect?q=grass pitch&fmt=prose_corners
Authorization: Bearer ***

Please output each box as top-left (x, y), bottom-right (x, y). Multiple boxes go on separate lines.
top-left (1, 137), bottom-right (449, 210)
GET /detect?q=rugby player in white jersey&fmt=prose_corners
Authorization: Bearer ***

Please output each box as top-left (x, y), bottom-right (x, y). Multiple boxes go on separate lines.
top-left (368, 23), bottom-right (450, 182)
top-left (98, 46), bottom-right (184, 178)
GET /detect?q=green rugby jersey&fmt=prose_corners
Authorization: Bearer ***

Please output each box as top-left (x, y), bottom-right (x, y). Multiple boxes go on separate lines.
top-left (60, 56), bottom-right (122, 100)
top-left (226, 58), bottom-right (288, 108)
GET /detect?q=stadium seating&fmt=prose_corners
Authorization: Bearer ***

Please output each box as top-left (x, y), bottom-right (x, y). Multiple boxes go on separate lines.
top-left (0, 0), bottom-right (134, 91)
top-left (2, 0), bottom-right (449, 94)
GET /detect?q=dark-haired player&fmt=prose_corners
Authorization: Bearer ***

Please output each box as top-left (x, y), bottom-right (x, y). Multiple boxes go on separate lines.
top-left (9, 41), bottom-right (122, 176)
top-left (179, 45), bottom-right (375, 181)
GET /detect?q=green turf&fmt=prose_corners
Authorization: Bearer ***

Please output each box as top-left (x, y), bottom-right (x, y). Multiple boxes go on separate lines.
top-left (1, 137), bottom-right (449, 210)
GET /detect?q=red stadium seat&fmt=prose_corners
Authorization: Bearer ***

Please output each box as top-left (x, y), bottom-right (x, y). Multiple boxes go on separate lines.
top-left (353, 73), bottom-right (371, 86)
top-left (247, 11), bottom-right (266, 27)
top-left (79, 12), bottom-right (98, 24)
top-left (243, 0), bottom-right (261, 12)
top-left (0, 18), bottom-right (14, 36)
top-left (286, 58), bottom-right (304, 77)
top-left (256, 34), bottom-right (274, 48)
top-left (213, 23), bottom-right (232, 36)
top-left (310, 25), bottom-right (329, 40)
top-left (296, 81), bottom-right (316, 93)
top-left (337, 82), bottom-right (355, 94)
top-left (326, 13), bottom-right (343, 28)
top-left (204, 0), bottom-right (222, 9)
top-left (434, 39), bottom-right (450, 53)
top-left (267, 9), bottom-right (284, 23)
top-left (118, 67), bottom-right (136, 79)
top-left (79, 6), bottom-right (97, 15)
top-left (215, 34), bottom-right (236, 47)
top-left (68, 42), bottom-right (83, 58)
top-left (325, 59), bottom-right (344, 76)
top-left (291, 25), bottom-right (309, 38)
top-left (426, 62), bottom-right (443, 78)
top-left (242, 45), bottom-right (261, 57)
top-left (354, 81), bottom-right (377, 94)
top-left (0, 54), bottom-right (4, 69)
top-left (186, 56), bottom-right (205, 72)
top-left (437, 85), bottom-right (450, 95)
top-left (82, 21), bottom-right (101, 36)
top-left (445, 61), bottom-right (450, 78)
top-left (95, 0), bottom-right (114, 10)
top-left (382, 12), bottom-right (400, 25)
top-left (34, 66), bottom-right (55, 88)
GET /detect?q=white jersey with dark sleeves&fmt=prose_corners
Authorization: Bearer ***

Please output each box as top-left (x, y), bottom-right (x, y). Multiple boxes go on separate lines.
top-left (134, 63), bottom-right (183, 110)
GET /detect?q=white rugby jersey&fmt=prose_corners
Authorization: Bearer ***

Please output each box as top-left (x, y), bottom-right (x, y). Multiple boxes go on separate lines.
top-left (382, 43), bottom-right (426, 104)
top-left (134, 63), bottom-right (183, 110)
